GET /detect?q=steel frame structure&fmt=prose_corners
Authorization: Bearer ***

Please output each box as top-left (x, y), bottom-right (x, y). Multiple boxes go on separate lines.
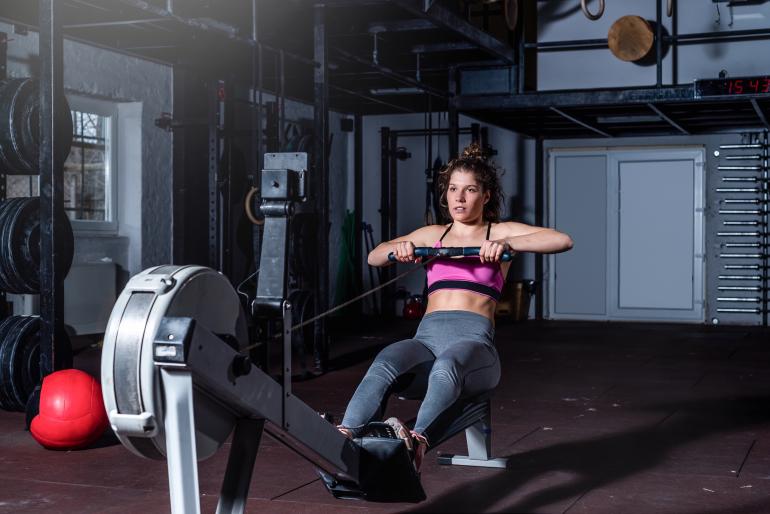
top-left (18, 0), bottom-right (770, 355)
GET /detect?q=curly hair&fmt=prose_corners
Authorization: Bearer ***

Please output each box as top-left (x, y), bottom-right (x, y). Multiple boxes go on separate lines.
top-left (436, 142), bottom-right (504, 223)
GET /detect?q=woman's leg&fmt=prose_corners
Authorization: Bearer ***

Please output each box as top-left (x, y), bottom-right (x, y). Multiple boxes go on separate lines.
top-left (340, 338), bottom-right (435, 435)
top-left (412, 340), bottom-right (501, 444)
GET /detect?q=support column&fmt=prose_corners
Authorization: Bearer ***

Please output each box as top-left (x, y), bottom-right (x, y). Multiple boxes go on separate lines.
top-left (354, 115), bottom-right (363, 299)
top-left (313, 4), bottom-right (329, 370)
top-left (448, 67), bottom-right (459, 159)
top-left (534, 137), bottom-right (544, 320)
top-left (38, 0), bottom-right (65, 376)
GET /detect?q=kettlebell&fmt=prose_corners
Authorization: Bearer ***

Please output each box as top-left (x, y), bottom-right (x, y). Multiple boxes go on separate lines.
top-left (402, 295), bottom-right (425, 320)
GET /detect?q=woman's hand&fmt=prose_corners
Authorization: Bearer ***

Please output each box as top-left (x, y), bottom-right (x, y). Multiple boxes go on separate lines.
top-left (479, 239), bottom-right (513, 263)
top-left (393, 240), bottom-right (420, 263)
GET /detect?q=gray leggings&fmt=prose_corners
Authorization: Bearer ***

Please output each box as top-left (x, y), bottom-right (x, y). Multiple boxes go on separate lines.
top-left (341, 310), bottom-right (501, 443)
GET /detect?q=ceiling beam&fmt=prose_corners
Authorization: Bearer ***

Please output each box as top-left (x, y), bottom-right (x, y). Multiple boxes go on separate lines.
top-left (332, 46), bottom-right (448, 99)
top-left (412, 41), bottom-right (477, 53)
top-left (330, 83), bottom-right (415, 113)
top-left (62, 17), bottom-right (169, 29)
top-left (367, 18), bottom-right (435, 33)
top-left (390, 0), bottom-right (515, 64)
top-left (646, 103), bottom-right (689, 135)
top-left (549, 107), bottom-right (612, 138)
top-left (457, 86), bottom-right (695, 110)
top-left (750, 99), bottom-right (770, 129)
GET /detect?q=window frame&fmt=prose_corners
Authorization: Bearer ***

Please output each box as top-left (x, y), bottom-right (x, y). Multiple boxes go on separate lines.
top-left (65, 94), bottom-right (119, 234)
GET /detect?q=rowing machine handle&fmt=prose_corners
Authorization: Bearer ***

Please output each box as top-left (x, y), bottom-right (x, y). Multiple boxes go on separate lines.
top-left (387, 247), bottom-right (513, 262)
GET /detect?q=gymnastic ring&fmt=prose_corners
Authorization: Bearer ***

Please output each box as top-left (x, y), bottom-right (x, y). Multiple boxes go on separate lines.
top-left (667, 0), bottom-right (673, 17)
top-left (581, 0), bottom-right (605, 21)
top-left (244, 186), bottom-right (264, 225)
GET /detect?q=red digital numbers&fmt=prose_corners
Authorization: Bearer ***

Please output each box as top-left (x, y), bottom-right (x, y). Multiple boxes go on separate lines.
top-left (698, 77), bottom-right (770, 97)
top-left (726, 77), bottom-right (770, 95)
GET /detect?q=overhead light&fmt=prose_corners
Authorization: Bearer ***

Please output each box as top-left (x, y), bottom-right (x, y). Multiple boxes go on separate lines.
top-left (369, 87), bottom-right (424, 96)
top-left (596, 115), bottom-right (662, 124)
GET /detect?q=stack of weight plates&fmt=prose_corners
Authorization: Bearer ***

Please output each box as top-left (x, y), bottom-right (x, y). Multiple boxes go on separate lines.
top-left (0, 197), bottom-right (74, 294)
top-left (0, 315), bottom-right (72, 411)
top-left (0, 78), bottom-right (73, 174)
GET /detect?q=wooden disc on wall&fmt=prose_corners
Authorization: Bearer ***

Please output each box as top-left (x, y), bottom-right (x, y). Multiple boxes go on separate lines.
top-left (608, 15), bottom-right (654, 62)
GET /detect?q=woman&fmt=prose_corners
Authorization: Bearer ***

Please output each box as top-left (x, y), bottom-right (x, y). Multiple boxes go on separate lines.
top-left (338, 144), bottom-right (573, 471)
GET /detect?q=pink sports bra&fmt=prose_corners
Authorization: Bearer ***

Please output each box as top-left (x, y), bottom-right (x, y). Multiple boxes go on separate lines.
top-left (426, 223), bottom-right (505, 301)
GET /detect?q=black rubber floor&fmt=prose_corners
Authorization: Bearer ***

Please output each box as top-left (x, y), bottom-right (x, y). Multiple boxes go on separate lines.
top-left (0, 319), bottom-right (768, 513)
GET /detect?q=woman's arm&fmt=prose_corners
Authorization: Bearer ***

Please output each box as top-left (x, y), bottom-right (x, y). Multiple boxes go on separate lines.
top-left (480, 222), bottom-right (573, 262)
top-left (367, 225), bottom-right (443, 267)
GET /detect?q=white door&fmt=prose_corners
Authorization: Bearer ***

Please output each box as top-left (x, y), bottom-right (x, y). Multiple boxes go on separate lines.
top-left (548, 147), bottom-right (705, 322)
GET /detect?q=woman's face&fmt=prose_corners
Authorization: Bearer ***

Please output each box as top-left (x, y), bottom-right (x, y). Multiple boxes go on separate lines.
top-left (446, 169), bottom-right (489, 223)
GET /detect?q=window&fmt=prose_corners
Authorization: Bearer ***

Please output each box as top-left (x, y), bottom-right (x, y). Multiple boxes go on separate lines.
top-left (65, 110), bottom-right (111, 222)
top-left (5, 95), bottom-right (118, 232)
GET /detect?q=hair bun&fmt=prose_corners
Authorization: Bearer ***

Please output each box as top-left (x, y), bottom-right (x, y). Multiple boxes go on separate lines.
top-left (461, 142), bottom-right (486, 160)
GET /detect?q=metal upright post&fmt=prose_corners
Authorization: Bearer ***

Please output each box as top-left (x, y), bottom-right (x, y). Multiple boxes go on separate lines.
top-left (0, 32), bottom-right (6, 317)
top-left (671, 0), bottom-right (678, 85)
top-left (388, 134), bottom-right (398, 243)
top-left (209, 80), bottom-right (226, 271)
top-left (534, 137), bottom-right (544, 319)
top-left (313, 4), bottom-right (329, 370)
top-left (251, 0), bottom-right (264, 274)
top-left (448, 67), bottom-right (459, 159)
top-left (656, 0), bottom-right (663, 87)
top-left (354, 115), bottom-right (363, 296)
top-left (38, 0), bottom-right (65, 376)
top-left (380, 127), bottom-right (394, 317)
top-left (279, 50), bottom-right (286, 151)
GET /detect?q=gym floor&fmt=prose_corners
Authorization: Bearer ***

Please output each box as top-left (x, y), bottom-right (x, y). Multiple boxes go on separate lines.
top-left (0, 320), bottom-right (769, 514)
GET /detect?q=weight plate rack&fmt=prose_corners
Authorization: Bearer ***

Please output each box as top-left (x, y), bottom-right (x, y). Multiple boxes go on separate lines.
top-left (713, 132), bottom-right (769, 325)
top-left (0, 59), bottom-right (77, 411)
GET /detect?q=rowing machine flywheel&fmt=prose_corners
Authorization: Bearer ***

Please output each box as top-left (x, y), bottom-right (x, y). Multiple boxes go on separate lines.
top-left (101, 265), bottom-right (248, 461)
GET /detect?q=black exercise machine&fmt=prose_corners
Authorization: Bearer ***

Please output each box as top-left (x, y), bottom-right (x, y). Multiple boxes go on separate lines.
top-left (100, 153), bottom-right (509, 514)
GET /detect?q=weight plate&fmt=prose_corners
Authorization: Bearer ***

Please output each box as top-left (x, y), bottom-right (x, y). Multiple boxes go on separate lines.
top-left (0, 197), bottom-right (74, 294)
top-left (0, 199), bottom-right (23, 292)
top-left (0, 316), bottom-right (29, 411)
top-left (0, 200), bottom-right (14, 291)
top-left (4, 315), bottom-right (33, 410)
top-left (16, 197), bottom-right (75, 293)
top-left (0, 78), bottom-right (73, 174)
top-left (12, 316), bottom-right (73, 409)
top-left (2, 198), bottom-right (29, 293)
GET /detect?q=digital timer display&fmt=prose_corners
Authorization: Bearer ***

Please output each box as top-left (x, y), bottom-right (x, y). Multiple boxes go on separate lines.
top-left (695, 76), bottom-right (770, 98)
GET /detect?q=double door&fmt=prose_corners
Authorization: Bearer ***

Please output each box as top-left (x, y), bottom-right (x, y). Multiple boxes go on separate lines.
top-left (547, 147), bottom-right (705, 322)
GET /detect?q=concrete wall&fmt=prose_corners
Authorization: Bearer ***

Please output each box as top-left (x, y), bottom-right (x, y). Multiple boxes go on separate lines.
top-left (1, 22), bottom-right (173, 277)
top-left (537, 0), bottom-right (770, 90)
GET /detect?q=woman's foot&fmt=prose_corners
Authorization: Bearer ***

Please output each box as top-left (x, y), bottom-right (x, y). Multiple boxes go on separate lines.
top-left (384, 417), bottom-right (430, 473)
top-left (383, 417), bottom-right (414, 452)
top-left (318, 412), bottom-right (354, 439)
top-left (410, 430), bottom-right (429, 473)
top-left (337, 426), bottom-right (354, 439)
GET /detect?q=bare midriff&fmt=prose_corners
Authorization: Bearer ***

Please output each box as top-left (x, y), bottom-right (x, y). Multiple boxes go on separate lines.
top-left (424, 289), bottom-right (498, 322)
